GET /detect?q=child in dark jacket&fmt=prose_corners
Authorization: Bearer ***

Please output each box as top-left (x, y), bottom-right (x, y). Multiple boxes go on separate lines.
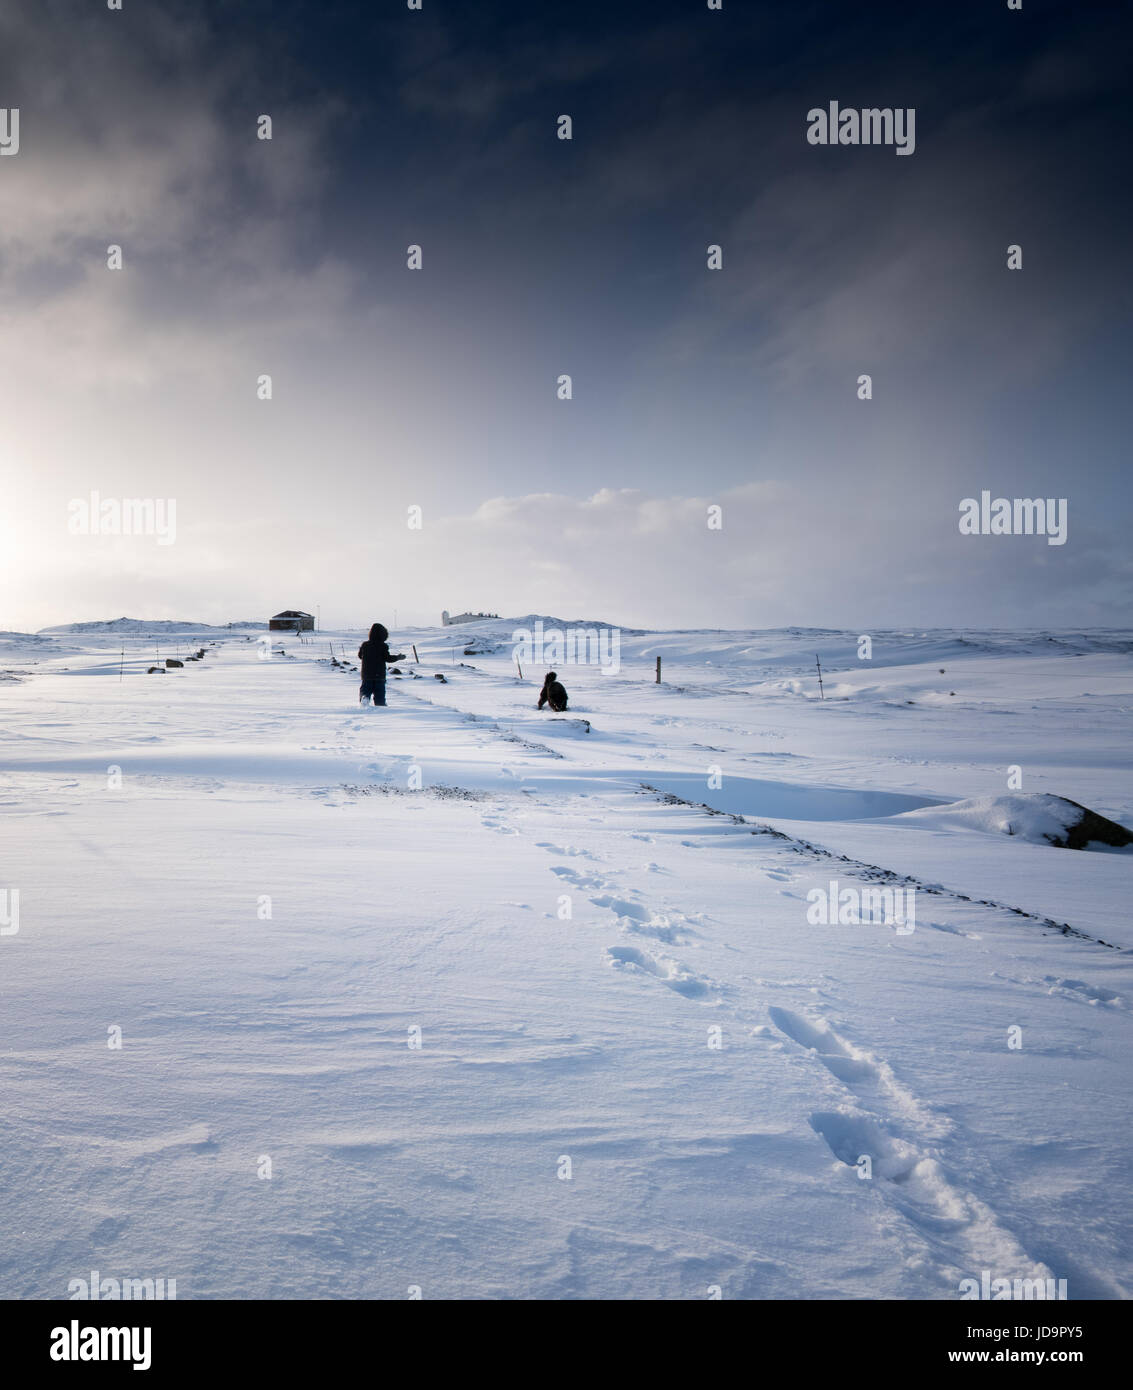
top-left (537, 671), bottom-right (568, 712)
top-left (357, 623), bottom-right (406, 706)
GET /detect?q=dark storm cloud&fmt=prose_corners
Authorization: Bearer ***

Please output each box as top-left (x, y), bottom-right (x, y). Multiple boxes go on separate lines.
top-left (1, 0), bottom-right (1130, 629)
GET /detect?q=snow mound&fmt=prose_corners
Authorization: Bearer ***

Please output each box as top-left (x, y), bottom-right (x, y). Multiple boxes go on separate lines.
top-left (424, 614), bottom-right (633, 636)
top-left (503, 613), bottom-right (642, 634)
top-left (895, 793), bottom-right (1133, 850)
top-left (38, 617), bottom-right (256, 634)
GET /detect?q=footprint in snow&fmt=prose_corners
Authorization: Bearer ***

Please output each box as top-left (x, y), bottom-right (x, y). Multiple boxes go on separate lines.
top-left (606, 945), bottom-right (716, 1001)
top-left (1043, 975), bottom-right (1122, 1007)
top-left (768, 1006), bottom-right (879, 1085)
top-left (923, 920), bottom-right (982, 941)
top-left (551, 865), bottom-right (608, 890)
top-left (481, 815), bottom-right (519, 835)
top-left (590, 893), bottom-right (649, 921)
top-left (592, 894), bottom-right (698, 945)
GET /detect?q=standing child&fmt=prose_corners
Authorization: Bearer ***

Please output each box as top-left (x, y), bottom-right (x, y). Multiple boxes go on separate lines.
top-left (357, 623), bottom-right (406, 706)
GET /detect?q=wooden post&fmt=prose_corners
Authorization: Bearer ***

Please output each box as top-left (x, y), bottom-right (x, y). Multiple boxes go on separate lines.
top-left (655, 656), bottom-right (661, 684)
top-left (815, 654), bottom-right (825, 700)
top-left (516, 658), bottom-right (523, 681)
top-left (412, 644), bottom-right (419, 665)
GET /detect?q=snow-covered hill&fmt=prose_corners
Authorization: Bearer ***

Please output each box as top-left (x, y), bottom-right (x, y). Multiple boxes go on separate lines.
top-left (38, 617), bottom-right (264, 634)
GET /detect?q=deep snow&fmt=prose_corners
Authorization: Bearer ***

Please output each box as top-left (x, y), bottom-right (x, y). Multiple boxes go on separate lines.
top-left (1, 621), bottom-right (1130, 1299)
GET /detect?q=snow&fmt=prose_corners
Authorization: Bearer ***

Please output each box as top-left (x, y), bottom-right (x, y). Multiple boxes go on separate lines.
top-left (38, 617), bottom-right (259, 635)
top-left (893, 793), bottom-right (1121, 847)
top-left (1, 621), bottom-right (1131, 1299)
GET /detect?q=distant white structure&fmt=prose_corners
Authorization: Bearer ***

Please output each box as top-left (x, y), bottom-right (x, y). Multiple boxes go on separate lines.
top-left (442, 610), bottom-right (499, 626)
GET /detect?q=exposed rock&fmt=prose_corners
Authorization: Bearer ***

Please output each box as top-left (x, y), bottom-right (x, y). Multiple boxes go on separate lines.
top-left (1052, 798), bottom-right (1133, 850)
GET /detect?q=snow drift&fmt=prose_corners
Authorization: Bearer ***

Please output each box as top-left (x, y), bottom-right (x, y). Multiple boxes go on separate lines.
top-left (895, 793), bottom-right (1133, 850)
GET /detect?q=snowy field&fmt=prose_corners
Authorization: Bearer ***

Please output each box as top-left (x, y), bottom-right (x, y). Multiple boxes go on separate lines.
top-left (1, 619), bottom-right (1131, 1300)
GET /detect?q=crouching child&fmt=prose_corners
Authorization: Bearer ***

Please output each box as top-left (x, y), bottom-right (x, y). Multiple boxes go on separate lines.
top-left (537, 671), bottom-right (568, 713)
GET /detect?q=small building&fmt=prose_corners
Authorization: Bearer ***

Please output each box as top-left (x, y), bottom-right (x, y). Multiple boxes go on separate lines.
top-left (269, 609), bottom-right (315, 632)
top-left (442, 609), bottom-right (500, 626)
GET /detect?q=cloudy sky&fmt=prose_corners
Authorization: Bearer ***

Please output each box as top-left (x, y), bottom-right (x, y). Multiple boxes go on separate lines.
top-left (0, 0), bottom-right (1129, 632)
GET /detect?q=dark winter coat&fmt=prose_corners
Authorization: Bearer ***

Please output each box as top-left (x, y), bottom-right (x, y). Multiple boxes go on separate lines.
top-left (358, 640), bottom-right (403, 680)
top-left (537, 676), bottom-right (568, 712)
